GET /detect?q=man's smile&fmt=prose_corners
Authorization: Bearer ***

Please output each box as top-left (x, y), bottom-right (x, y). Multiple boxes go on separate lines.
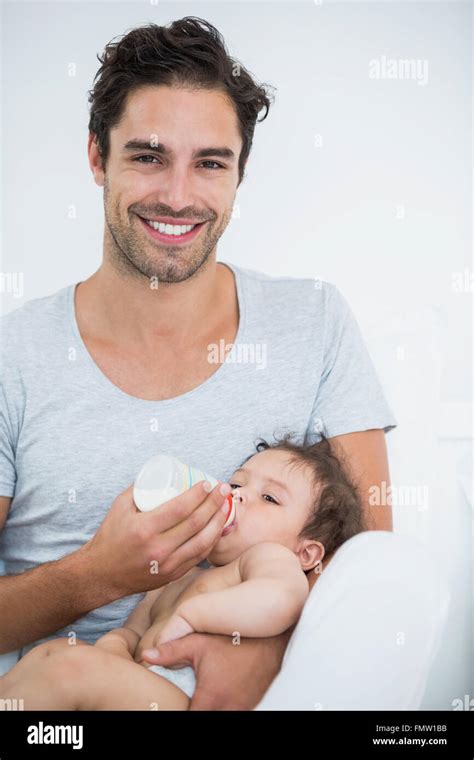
top-left (135, 213), bottom-right (208, 245)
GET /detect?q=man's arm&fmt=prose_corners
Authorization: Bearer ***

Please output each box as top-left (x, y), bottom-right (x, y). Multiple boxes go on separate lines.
top-left (141, 628), bottom-right (294, 710)
top-left (328, 429), bottom-right (393, 531)
top-left (0, 480), bottom-right (230, 655)
top-left (0, 496), bottom-right (121, 655)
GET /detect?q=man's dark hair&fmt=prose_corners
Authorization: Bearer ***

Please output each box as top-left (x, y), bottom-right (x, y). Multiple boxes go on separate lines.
top-left (87, 16), bottom-right (275, 185)
top-left (241, 433), bottom-right (367, 563)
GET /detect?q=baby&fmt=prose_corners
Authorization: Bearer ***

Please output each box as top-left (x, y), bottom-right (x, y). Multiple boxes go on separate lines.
top-left (0, 434), bottom-right (365, 710)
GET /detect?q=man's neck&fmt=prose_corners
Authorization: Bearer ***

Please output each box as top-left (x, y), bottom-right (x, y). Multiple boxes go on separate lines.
top-left (76, 256), bottom-right (229, 351)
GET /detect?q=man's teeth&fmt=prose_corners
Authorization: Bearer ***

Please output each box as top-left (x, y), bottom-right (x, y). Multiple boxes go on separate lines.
top-left (144, 220), bottom-right (197, 235)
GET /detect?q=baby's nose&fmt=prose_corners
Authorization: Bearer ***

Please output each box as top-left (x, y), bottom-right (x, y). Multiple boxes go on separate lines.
top-left (232, 487), bottom-right (244, 503)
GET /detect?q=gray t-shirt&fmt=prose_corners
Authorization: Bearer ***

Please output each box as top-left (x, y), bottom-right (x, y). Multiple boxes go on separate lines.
top-left (0, 263), bottom-right (397, 656)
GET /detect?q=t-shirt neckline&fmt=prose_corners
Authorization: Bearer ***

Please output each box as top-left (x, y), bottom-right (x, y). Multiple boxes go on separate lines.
top-left (66, 261), bottom-right (247, 406)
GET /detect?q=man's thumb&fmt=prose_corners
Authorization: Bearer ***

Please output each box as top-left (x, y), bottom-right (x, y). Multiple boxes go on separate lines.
top-left (141, 640), bottom-right (193, 669)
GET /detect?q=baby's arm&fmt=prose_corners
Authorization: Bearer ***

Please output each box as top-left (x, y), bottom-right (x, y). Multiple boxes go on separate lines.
top-left (94, 588), bottom-right (163, 660)
top-left (157, 543), bottom-right (309, 643)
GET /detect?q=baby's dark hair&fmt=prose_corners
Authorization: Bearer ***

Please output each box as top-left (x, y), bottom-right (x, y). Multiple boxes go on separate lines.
top-left (241, 433), bottom-right (367, 561)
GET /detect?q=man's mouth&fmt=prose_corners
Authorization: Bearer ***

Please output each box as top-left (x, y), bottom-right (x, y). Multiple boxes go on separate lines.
top-left (136, 214), bottom-right (207, 245)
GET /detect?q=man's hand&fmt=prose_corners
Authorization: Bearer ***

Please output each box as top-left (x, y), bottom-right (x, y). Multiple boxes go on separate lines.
top-left (78, 481), bottom-right (231, 601)
top-left (139, 629), bottom-right (293, 710)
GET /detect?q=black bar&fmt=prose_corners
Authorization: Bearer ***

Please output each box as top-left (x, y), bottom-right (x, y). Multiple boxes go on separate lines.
top-left (0, 710), bottom-right (472, 757)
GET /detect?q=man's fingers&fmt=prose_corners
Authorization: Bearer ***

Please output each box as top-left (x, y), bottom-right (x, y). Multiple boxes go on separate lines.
top-left (140, 480), bottom-right (210, 530)
top-left (160, 482), bottom-right (229, 553)
top-left (140, 638), bottom-right (195, 670)
top-left (115, 484), bottom-right (136, 510)
top-left (159, 500), bottom-right (227, 575)
top-left (140, 480), bottom-right (225, 533)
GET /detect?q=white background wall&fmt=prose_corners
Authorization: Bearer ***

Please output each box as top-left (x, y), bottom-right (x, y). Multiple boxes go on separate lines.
top-left (0, 0), bottom-right (472, 708)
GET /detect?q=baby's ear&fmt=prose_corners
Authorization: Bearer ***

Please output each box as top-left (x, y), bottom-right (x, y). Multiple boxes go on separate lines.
top-left (297, 539), bottom-right (325, 573)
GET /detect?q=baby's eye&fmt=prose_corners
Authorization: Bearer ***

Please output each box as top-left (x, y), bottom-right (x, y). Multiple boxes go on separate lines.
top-left (229, 483), bottom-right (241, 491)
top-left (263, 494), bottom-right (279, 505)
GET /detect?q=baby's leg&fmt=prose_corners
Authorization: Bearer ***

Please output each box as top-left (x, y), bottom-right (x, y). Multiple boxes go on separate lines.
top-left (0, 637), bottom-right (91, 710)
top-left (0, 641), bottom-right (189, 711)
top-left (67, 648), bottom-right (191, 710)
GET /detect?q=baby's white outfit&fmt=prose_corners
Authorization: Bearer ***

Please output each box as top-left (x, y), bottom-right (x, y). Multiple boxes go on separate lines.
top-left (148, 664), bottom-right (196, 699)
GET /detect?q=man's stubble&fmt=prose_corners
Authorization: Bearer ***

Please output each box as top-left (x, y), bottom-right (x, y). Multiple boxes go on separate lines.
top-left (102, 176), bottom-right (233, 284)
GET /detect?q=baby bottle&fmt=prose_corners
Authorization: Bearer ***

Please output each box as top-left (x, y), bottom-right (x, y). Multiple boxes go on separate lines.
top-left (133, 454), bottom-right (236, 529)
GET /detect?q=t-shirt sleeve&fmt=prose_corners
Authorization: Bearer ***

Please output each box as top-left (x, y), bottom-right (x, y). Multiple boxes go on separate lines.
top-left (306, 284), bottom-right (398, 442)
top-left (0, 380), bottom-right (17, 499)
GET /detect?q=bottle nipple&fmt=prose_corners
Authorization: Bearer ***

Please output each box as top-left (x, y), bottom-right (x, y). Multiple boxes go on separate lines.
top-left (223, 491), bottom-right (237, 529)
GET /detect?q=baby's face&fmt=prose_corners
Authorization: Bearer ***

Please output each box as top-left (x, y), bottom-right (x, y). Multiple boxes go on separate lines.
top-left (207, 449), bottom-right (315, 566)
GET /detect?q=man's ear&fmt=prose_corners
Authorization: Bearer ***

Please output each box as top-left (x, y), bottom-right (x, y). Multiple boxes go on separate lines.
top-left (296, 539), bottom-right (325, 573)
top-left (88, 132), bottom-right (105, 187)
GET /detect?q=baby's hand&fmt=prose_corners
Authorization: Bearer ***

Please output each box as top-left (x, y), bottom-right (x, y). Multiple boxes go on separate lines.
top-left (137, 611), bottom-right (195, 661)
top-left (156, 611), bottom-right (195, 645)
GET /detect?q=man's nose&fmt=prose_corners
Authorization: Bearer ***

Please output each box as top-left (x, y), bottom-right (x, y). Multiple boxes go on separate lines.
top-left (156, 165), bottom-right (195, 210)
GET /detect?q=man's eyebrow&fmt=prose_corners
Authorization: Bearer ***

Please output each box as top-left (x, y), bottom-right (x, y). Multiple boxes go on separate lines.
top-left (232, 467), bottom-right (290, 495)
top-left (122, 139), bottom-right (235, 161)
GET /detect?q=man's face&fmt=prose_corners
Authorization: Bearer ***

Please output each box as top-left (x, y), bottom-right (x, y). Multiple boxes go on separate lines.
top-left (207, 449), bottom-right (316, 566)
top-left (90, 85), bottom-right (242, 283)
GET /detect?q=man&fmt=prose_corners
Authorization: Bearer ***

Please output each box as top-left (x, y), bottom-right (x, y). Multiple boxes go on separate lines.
top-left (0, 18), bottom-right (396, 709)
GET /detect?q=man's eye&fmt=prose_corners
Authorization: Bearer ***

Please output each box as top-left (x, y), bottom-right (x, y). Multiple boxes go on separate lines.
top-left (132, 156), bottom-right (224, 170)
top-left (199, 160), bottom-right (224, 170)
top-left (133, 155), bottom-right (160, 164)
